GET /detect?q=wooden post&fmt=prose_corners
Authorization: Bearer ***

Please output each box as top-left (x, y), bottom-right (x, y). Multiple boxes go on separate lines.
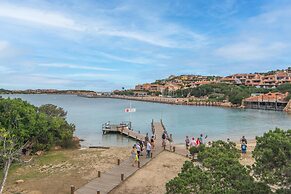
top-left (138, 161), bottom-right (140, 168)
top-left (173, 146), bottom-right (176, 152)
top-left (117, 159), bottom-right (120, 165)
top-left (97, 191), bottom-right (100, 194)
top-left (121, 174), bottom-right (124, 181)
top-left (70, 185), bottom-right (75, 194)
top-left (98, 171), bottom-right (101, 177)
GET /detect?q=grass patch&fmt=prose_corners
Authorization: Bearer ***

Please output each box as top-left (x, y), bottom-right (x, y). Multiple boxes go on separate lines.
top-left (35, 151), bottom-right (68, 166)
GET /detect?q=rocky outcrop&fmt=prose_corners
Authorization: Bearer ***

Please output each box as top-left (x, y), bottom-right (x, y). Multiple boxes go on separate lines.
top-left (283, 99), bottom-right (291, 113)
top-left (284, 100), bottom-right (291, 113)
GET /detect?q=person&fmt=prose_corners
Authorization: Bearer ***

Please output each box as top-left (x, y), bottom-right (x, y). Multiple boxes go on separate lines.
top-left (145, 133), bottom-right (149, 142)
top-left (190, 137), bottom-right (196, 148)
top-left (199, 134), bottom-right (203, 144)
top-left (136, 142), bottom-right (141, 159)
top-left (162, 131), bottom-right (167, 147)
top-left (241, 142), bottom-right (247, 155)
top-left (196, 138), bottom-right (201, 147)
top-left (185, 136), bottom-right (190, 150)
top-left (150, 136), bottom-right (155, 150)
top-left (146, 141), bottom-right (152, 158)
top-left (168, 134), bottom-right (173, 151)
top-left (131, 145), bottom-right (137, 167)
top-left (240, 136), bottom-right (247, 144)
top-left (139, 140), bottom-right (144, 156)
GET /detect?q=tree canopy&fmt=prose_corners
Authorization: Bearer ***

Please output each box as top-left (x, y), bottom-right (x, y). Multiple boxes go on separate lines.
top-left (166, 140), bottom-right (271, 194)
top-left (252, 128), bottom-right (291, 189)
top-left (0, 98), bottom-right (76, 152)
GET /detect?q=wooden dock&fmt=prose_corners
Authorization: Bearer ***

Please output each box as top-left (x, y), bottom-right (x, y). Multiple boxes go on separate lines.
top-left (75, 120), bottom-right (166, 194)
top-left (102, 122), bottom-right (146, 141)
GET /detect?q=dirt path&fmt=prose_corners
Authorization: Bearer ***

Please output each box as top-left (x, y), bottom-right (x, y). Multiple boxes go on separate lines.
top-left (110, 151), bottom-right (188, 194)
top-left (5, 147), bottom-right (130, 194)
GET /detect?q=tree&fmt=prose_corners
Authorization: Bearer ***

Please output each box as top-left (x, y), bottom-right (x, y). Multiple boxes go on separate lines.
top-left (38, 104), bottom-right (67, 118)
top-left (0, 98), bottom-right (77, 193)
top-left (166, 140), bottom-right (271, 194)
top-left (252, 128), bottom-right (291, 189)
top-left (0, 128), bottom-right (31, 194)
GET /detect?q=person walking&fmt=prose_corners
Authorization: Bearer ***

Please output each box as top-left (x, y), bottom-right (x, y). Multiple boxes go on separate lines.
top-left (131, 145), bottom-right (138, 167)
top-left (146, 141), bottom-right (152, 158)
top-left (240, 136), bottom-right (247, 144)
top-left (162, 131), bottom-right (167, 147)
top-left (241, 142), bottom-right (247, 159)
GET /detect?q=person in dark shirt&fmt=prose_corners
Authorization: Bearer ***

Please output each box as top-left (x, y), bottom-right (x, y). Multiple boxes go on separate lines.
top-left (240, 136), bottom-right (247, 144)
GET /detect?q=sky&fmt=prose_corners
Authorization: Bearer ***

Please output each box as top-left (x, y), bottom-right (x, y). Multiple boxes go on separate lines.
top-left (0, 0), bottom-right (291, 91)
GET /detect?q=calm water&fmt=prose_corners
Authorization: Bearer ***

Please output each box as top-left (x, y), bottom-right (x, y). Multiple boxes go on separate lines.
top-left (2, 94), bottom-right (291, 146)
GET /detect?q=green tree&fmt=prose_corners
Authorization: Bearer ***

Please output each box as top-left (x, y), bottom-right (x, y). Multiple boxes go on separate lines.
top-left (166, 140), bottom-right (271, 194)
top-left (252, 128), bottom-right (291, 189)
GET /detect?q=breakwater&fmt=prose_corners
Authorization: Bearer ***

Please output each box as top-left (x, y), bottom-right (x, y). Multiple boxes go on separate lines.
top-left (85, 95), bottom-right (234, 108)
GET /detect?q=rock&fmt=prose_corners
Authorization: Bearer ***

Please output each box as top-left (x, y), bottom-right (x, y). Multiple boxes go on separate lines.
top-left (15, 179), bottom-right (24, 184)
top-left (35, 151), bottom-right (44, 156)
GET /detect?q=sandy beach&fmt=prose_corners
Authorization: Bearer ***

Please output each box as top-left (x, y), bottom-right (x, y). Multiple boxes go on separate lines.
top-left (5, 139), bottom-right (256, 194)
top-left (110, 151), bottom-right (189, 194)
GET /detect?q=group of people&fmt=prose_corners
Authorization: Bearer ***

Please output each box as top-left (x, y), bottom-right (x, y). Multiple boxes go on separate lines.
top-left (185, 134), bottom-right (207, 149)
top-left (130, 133), bottom-right (156, 167)
top-left (240, 135), bottom-right (248, 155)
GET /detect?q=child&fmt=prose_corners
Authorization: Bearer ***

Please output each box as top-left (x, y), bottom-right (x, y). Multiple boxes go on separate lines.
top-left (241, 143), bottom-right (247, 155)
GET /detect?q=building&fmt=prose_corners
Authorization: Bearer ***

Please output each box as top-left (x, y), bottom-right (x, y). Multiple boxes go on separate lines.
top-left (242, 92), bottom-right (288, 111)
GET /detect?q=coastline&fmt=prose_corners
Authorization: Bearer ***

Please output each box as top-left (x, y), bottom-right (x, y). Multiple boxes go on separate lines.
top-left (84, 95), bottom-right (235, 108)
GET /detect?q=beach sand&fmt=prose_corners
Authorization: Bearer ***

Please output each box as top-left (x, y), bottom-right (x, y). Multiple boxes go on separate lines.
top-left (110, 151), bottom-right (189, 194)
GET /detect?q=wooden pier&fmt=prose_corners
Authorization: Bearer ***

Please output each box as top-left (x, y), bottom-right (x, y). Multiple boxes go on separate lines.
top-left (102, 122), bottom-right (145, 141)
top-left (74, 120), bottom-right (166, 194)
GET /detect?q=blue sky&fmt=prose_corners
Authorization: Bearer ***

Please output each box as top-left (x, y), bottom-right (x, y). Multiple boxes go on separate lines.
top-left (0, 0), bottom-right (290, 91)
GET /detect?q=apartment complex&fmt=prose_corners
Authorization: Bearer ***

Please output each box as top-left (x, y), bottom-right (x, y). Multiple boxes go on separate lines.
top-left (134, 68), bottom-right (291, 94)
top-left (221, 70), bottom-right (291, 88)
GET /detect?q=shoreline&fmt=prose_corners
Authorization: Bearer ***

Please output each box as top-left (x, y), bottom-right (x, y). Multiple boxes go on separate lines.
top-left (84, 95), bottom-right (235, 108)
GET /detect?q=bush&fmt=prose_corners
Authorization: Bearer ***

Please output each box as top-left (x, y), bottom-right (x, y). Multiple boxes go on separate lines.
top-left (252, 128), bottom-right (291, 188)
top-left (0, 98), bottom-right (76, 152)
top-left (166, 140), bottom-right (271, 194)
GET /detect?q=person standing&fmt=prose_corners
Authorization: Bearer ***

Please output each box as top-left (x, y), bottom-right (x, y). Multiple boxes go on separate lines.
top-left (190, 137), bottom-right (196, 148)
top-left (146, 141), bottom-right (152, 158)
top-left (199, 134), bottom-right (203, 144)
top-left (185, 136), bottom-right (190, 150)
top-left (150, 136), bottom-right (155, 150)
top-left (136, 142), bottom-right (141, 159)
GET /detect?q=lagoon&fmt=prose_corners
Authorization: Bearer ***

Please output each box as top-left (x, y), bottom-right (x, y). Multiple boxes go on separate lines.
top-left (2, 94), bottom-right (291, 146)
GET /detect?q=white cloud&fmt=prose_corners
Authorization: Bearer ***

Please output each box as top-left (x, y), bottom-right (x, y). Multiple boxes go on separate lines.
top-left (215, 39), bottom-right (287, 61)
top-left (0, 41), bottom-right (9, 51)
top-left (0, 3), bottom-right (207, 48)
top-left (0, 3), bottom-right (83, 31)
top-left (38, 63), bottom-right (116, 71)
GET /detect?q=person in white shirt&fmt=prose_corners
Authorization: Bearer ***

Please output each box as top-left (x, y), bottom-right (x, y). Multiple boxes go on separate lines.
top-left (146, 141), bottom-right (152, 158)
top-left (136, 142), bottom-right (141, 159)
